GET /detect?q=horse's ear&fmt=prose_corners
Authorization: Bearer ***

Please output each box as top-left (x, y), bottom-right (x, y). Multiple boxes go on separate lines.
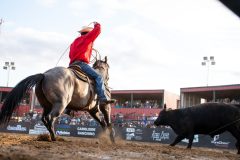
top-left (164, 104), bottom-right (167, 110)
top-left (104, 56), bottom-right (108, 63)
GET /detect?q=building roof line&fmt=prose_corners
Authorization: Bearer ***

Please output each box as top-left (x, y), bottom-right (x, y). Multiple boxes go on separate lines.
top-left (111, 89), bottom-right (165, 94)
top-left (181, 84), bottom-right (240, 92)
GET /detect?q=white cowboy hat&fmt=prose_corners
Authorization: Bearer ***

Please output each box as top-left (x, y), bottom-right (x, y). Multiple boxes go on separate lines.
top-left (78, 26), bottom-right (93, 33)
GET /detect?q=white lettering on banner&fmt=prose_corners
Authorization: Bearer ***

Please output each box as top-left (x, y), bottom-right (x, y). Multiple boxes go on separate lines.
top-left (126, 128), bottom-right (135, 133)
top-left (77, 131), bottom-right (95, 136)
top-left (152, 130), bottom-right (170, 141)
top-left (29, 124), bottom-right (49, 135)
top-left (135, 129), bottom-right (143, 134)
top-left (77, 127), bottom-right (96, 131)
top-left (34, 124), bottom-right (47, 130)
top-left (134, 135), bottom-right (143, 140)
top-left (126, 133), bottom-right (135, 140)
top-left (7, 125), bottom-right (27, 131)
top-left (29, 129), bottom-right (49, 135)
top-left (182, 135), bottom-right (199, 143)
top-left (211, 135), bottom-right (230, 147)
top-left (160, 131), bottom-right (169, 140)
top-left (56, 131), bottom-right (70, 136)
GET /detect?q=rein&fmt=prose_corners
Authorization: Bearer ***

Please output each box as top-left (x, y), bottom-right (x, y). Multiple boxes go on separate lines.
top-left (91, 59), bottom-right (112, 100)
top-left (104, 83), bottom-right (112, 98)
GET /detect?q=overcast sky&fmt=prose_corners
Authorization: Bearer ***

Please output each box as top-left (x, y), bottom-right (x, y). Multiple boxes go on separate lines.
top-left (0, 0), bottom-right (240, 94)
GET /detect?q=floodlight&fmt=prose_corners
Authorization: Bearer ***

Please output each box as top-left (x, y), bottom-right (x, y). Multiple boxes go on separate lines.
top-left (211, 61), bottom-right (215, 65)
top-left (210, 56), bottom-right (214, 61)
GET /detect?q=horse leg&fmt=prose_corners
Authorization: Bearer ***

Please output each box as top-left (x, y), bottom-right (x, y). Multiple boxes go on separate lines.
top-left (35, 84), bottom-right (53, 138)
top-left (99, 104), bottom-right (115, 143)
top-left (88, 106), bottom-right (106, 129)
top-left (45, 102), bottom-right (66, 141)
top-left (41, 108), bottom-right (51, 133)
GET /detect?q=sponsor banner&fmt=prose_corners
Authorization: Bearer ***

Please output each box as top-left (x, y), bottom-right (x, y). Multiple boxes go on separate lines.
top-left (210, 134), bottom-right (231, 148)
top-left (125, 127), bottom-right (144, 141)
top-left (125, 127), bottom-right (135, 140)
top-left (178, 132), bottom-right (235, 149)
top-left (0, 121), bottom-right (237, 150)
top-left (123, 127), bottom-right (236, 149)
top-left (0, 121), bottom-right (30, 134)
top-left (181, 135), bottom-right (199, 144)
top-left (151, 129), bottom-right (171, 143)
top-left (71, 126), bottom-right (100, 138)
top-left (29, 121), bottom-right (49, 135)
top-left (55, 124), bottom-right (71, 136)
top-left (208, 132), bottom-right (235, 149)
top-left (134, 128), bottom-right (144, 141)
top-left (144, 127), bottom-right (174, 143)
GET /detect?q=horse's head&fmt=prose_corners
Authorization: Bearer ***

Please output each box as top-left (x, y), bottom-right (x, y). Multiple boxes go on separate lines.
top-left (93, 56), bottom-right (109, 82)
top-left (92, 56), bottom-right (113, 140)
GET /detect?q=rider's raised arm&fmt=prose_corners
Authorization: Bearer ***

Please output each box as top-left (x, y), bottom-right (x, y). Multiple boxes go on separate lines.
top-left (85, 22), bottom-right (101, 42)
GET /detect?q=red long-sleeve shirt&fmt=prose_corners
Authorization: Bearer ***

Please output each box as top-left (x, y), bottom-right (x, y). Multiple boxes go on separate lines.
top-left (69, 23), bottom-right (101, 64)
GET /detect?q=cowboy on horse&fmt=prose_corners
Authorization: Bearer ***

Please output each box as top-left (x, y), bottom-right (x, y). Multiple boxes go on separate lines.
top-left (69, 21), bottom-right (116, 105)
top-left (0, 21), bottom-right (116, 142)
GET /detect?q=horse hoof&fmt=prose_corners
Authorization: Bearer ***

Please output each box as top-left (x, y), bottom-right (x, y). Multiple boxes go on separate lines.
top-left (51, 137), bottom-right (57, 141)
top-left (111, 128), bottom-right (116, 137)
top-left (110, 128), bottom-right (116, 143)
top-left (110, 134), bottom-right (115, 143)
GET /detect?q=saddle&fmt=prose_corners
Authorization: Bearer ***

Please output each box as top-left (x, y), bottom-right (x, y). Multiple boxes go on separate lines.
top-left (68, 65), bottom-right (90, 83)
top-left (67, 65), bottom-right (96, 112)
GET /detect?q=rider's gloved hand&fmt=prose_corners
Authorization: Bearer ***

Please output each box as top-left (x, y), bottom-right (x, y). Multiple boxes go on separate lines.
top-left (93, 21), bottom-right (99, 25)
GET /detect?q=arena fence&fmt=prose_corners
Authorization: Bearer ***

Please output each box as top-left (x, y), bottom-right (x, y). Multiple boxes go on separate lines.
top-left (0, 120), bottom-right (236, 150)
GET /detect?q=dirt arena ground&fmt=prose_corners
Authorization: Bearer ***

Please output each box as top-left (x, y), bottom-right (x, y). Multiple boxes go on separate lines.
top-left (0, 132), bottom-right (239, 160)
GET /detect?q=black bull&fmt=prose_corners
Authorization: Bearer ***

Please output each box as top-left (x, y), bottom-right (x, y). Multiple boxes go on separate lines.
top-left (154, 103), bottom-right (240, 154)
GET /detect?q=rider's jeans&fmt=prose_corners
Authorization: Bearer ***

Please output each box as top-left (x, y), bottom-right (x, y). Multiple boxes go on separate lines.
top-left (71, 61), bottom-right (107, 100)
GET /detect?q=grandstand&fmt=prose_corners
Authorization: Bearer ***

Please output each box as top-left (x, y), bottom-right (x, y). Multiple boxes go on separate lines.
top-left (180, 84), bottom-right (240, 108)
top-left (111, 89), bottom-right (179, 117)
top-left (0, 87), bottom-right (179, 115)
top-left (2, 84), bottom-right (240, 117)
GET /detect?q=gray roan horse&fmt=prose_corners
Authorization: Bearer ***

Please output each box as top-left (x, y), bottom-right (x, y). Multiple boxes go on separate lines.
top-left (0, 56), bottom-right (115, 142)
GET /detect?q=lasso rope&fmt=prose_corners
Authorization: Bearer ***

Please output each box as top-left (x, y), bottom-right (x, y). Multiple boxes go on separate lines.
top-left (208, 118), bottom-right (240, 136)
top-left (191, 117), bottom-right (240, 140)
top-left (55, 45), bottom-right (70, 66)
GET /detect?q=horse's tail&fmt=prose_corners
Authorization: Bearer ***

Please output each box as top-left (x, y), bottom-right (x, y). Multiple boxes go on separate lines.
top-left (0, 73), bottom-right (44, 124)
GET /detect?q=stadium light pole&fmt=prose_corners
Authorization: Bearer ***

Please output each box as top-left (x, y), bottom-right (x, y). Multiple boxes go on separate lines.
top-left (201, 56), bottom-right (215, 86)
top-left (0, 18), bottom-right (3, 35)
top-left (3, 61), bottom-right (16, 87)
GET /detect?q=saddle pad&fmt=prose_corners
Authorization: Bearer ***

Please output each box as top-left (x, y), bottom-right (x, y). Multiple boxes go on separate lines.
top-left (68, 65), bottom-right (89, 82)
